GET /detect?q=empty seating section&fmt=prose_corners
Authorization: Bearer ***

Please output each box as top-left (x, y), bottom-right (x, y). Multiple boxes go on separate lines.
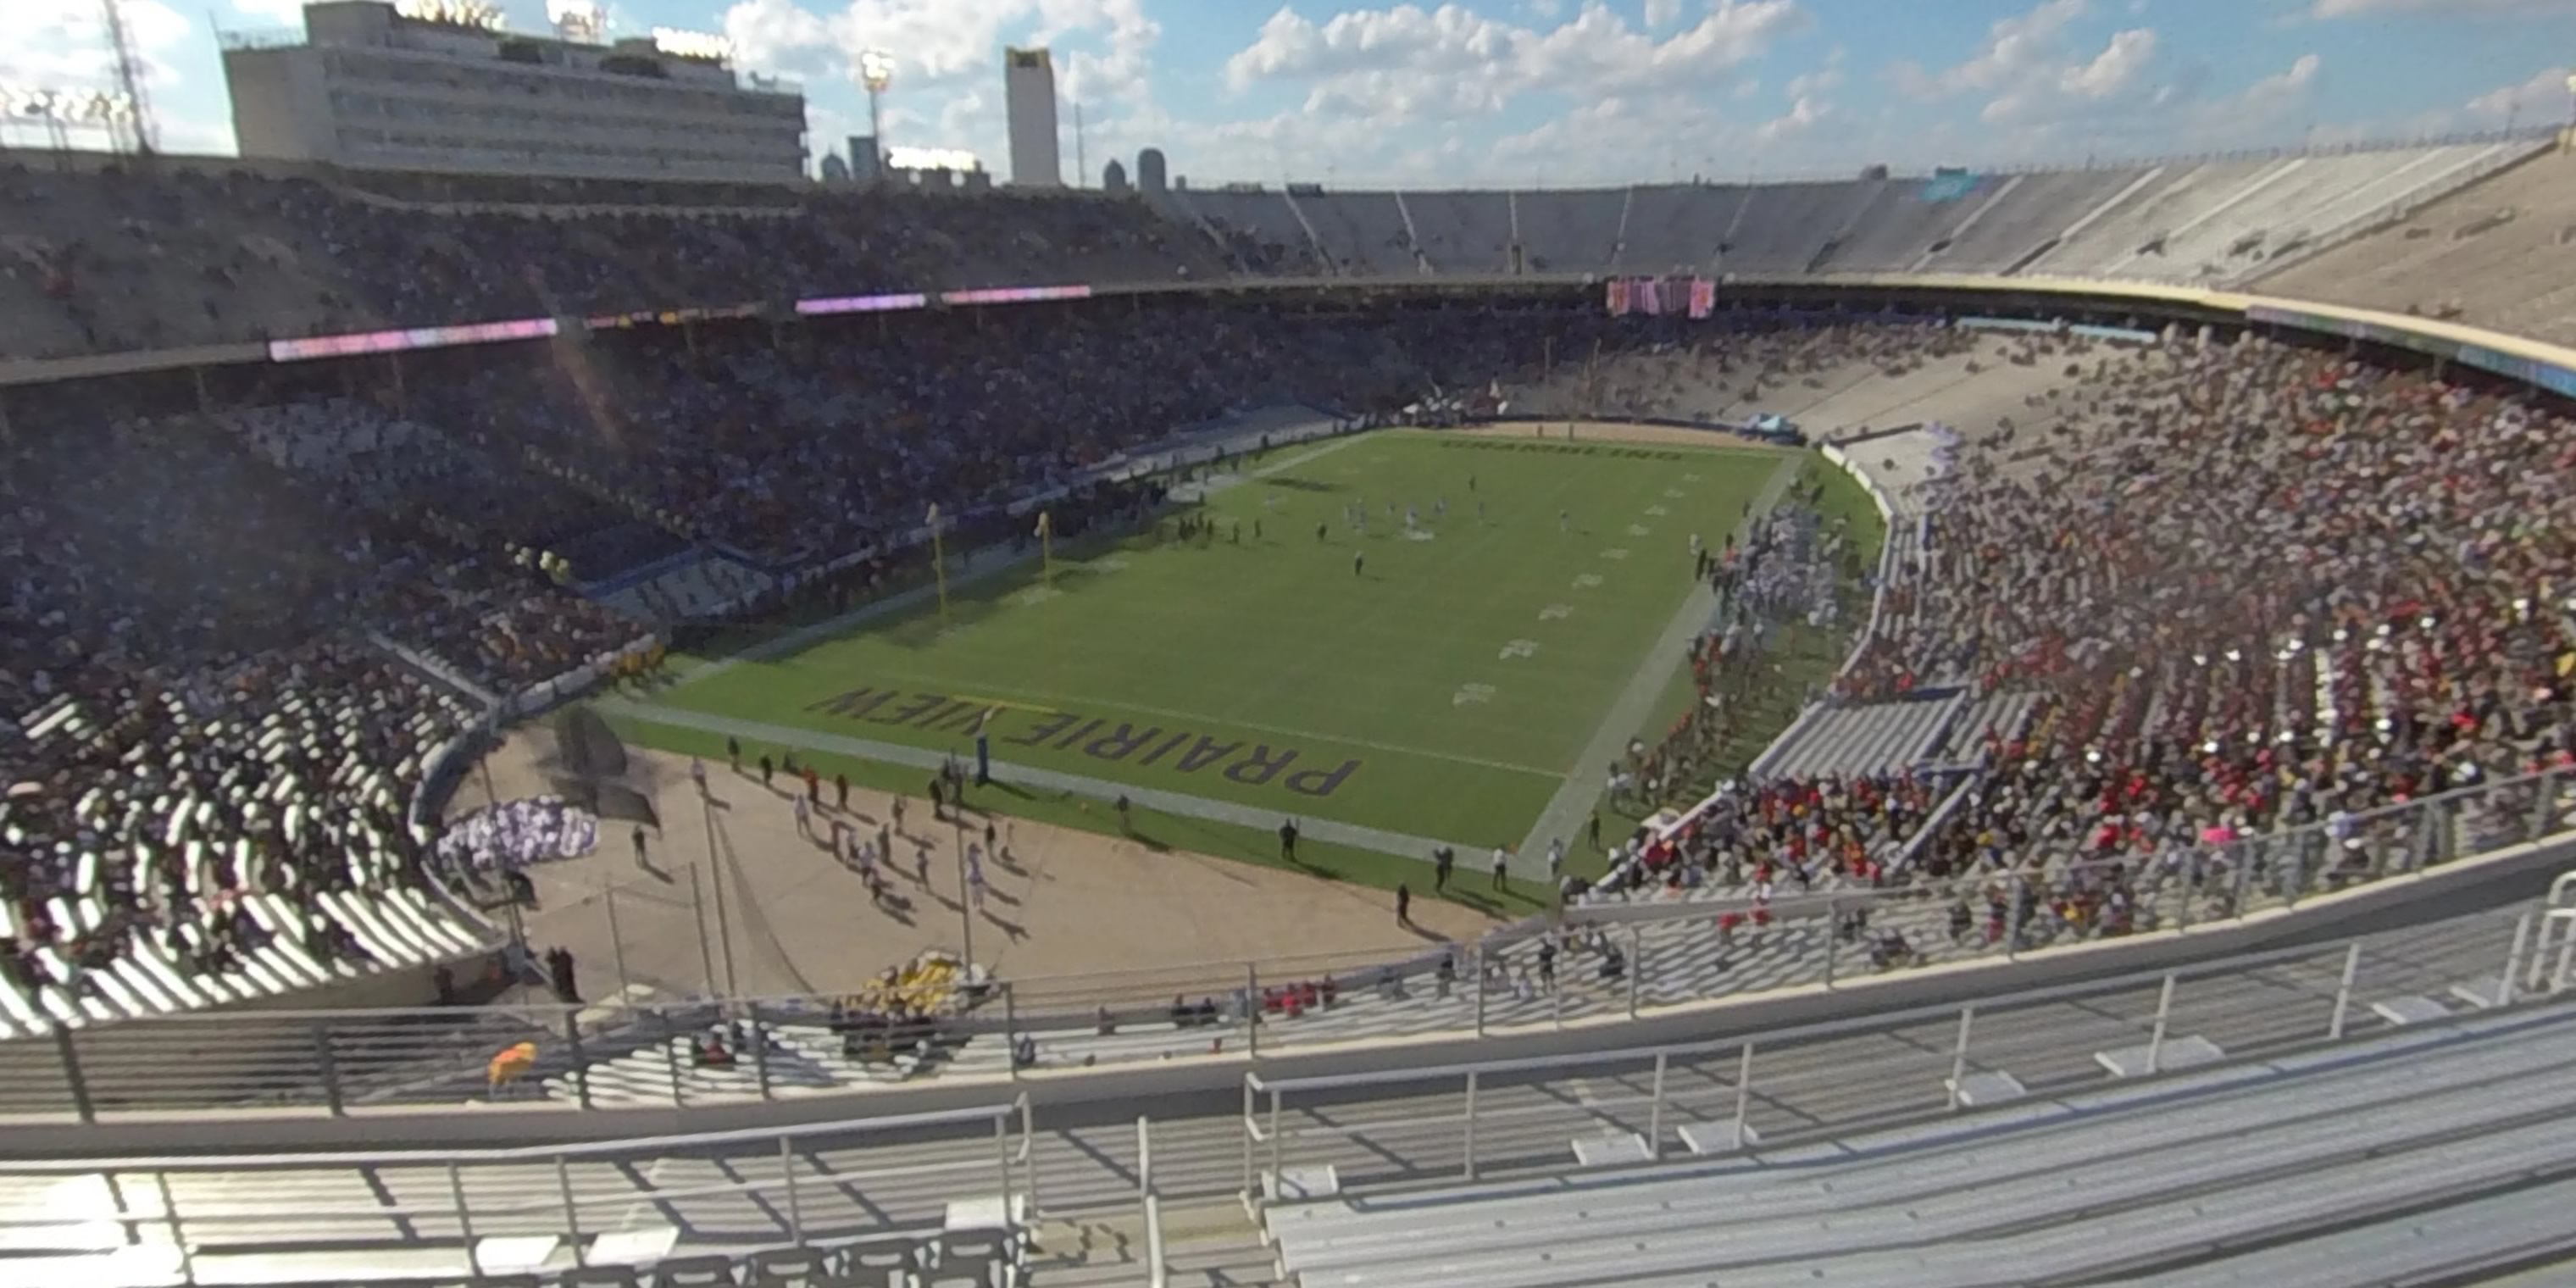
top-left (1618, 186), bottom-right (1729, 273)
top-left (1514, 189), bottom-right (1626, 274)
top-left (2121, 147), bottom-right (2507, 282)
top-left (1918, 168), bottom-right (2146, 274)
top-left (2033, 158), bottom-right (2278, 276)
top-left (1755, 693), bottom-right (1963, 780)
top-left (1403, 191), bottom-right (1512, 275)
top-left (1178, 190), bottom-right (1325, 275)
top-left (1302, 192), bottom-right (1419, 276)
top-left (1263, 1007), bottom-right (2576, 1288)
top-left (1820, 177), bottom-right (1987, 273)
top-left (1724, 180), bottom-right (1877, 274)
top-left (2257, 149), bottom-right (2576, 343)
top-left (2253, 141), bottom-right (2534, 265)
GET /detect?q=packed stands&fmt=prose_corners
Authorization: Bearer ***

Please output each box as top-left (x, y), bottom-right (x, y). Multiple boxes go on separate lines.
top-left (1588, 319), bottom-right (2576, 958)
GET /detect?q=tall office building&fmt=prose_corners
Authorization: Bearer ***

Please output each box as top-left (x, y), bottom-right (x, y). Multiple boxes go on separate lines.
top-left (221, 1), bottom-right (805, 181)
top-left (1002, 47), bottom-right (1060, 188)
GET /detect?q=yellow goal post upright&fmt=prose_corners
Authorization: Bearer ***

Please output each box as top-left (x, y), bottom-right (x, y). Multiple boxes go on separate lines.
top-left (1035, 508), bottom-right (1055, 593)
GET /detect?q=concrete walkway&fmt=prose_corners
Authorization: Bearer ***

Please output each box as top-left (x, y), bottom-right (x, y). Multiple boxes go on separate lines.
top-left (1513, 452), bottom-right (1806, 861)
top-left (599, 698), bottom-right (1468, 864)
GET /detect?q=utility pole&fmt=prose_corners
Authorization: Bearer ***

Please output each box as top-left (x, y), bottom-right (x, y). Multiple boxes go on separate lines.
top-left (100, 0), bottom-right (156, 153)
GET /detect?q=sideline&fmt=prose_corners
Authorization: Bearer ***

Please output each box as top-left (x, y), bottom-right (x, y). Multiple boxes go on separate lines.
top-left (1514, 451), bottom-right (1805, 861)
top-left (597, 698), bottom-right (1474, 863)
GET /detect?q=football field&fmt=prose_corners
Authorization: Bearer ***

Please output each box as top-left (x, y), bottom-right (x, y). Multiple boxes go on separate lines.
top-left (626, 428), bottom-right (1790, 858)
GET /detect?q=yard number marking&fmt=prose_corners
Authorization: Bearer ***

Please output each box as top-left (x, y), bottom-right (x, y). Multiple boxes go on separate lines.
top-left (1601, 548), bottom-right (1630, 561)
top-left (1626, 525), bottom-right (1652, 537)
top-left (1453, 683), bottom-right (1497, 707)
top-left (1574, 574), bottom-right (1603, 589)
top-left (1664, 489), bottom-right (1685, 499)
top-left (1645, 505), bottom-right (1668, 517)
top-left (1499, 640), bottom-right (1541, 661)
top-left (1539, 604), bottom-right (1573, 620)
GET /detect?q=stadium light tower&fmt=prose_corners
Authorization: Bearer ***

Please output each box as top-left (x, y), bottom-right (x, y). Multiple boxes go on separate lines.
top-left (99, 0), bottom-right (157, 153)
top-left (859, 49), bottom-right (894, 175)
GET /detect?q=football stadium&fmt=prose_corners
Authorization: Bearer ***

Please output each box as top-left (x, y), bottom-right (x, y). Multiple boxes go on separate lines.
top-left (8, 3), bottom-right (2576, 1285)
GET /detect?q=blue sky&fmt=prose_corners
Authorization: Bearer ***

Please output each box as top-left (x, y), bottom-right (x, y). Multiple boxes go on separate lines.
top-left (8, 0), bottom-right (2576, 186)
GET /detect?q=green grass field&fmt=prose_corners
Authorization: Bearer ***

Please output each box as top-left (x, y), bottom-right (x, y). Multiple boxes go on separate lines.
top-left (622, 429), bottom-right (1789, 859)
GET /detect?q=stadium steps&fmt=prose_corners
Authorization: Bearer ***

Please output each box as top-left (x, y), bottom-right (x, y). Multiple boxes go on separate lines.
top-left (2239, 139), bottom-right (2543, 282)
top-left (1259, 1004), bottom-right (2576, 1288)
top-left (1277, 189), bottom-right (1338, 276)
top-left (1763, 692), bottom-right (1964, 780)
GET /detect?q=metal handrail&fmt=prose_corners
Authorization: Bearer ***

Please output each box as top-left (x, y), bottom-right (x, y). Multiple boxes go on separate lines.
top-left (0, 1095), bottom-right (1024, 1174)
top-left (1245, 935), bottom-right (2345, 1098)
top-left (1237, 922), bottom-right (2560, 1208)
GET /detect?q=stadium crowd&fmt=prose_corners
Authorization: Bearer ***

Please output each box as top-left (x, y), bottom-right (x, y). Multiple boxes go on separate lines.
top-left (1592, 329), bottom-right (2575, 959)
top-left (8, 151), bottom-right (2573, 1029)
top-left (0, 280), bottom-right (1718, 1025)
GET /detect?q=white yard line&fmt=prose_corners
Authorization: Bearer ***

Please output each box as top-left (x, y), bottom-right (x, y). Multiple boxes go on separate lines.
top-left (1513, 452), bottom-right (1804, 861)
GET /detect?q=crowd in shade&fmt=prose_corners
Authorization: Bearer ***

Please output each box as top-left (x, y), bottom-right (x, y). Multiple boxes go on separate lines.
top-left (0, 161), bottom-right (1233, 361)
top-left (1592, 330), bottom-right (2574, 961)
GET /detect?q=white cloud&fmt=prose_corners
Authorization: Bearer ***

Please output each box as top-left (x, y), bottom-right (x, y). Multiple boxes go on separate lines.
top-left (1643, 0), bottom-right (1685, 27)
top-left (226, 0), bottom-right (310, 27)
top-left (0, 0), bottom-right (192, 87)
top-left (1056, 0), bottom-right (1159, 106)
top-left (1223, 1), bottom-right (1804, 122)
top-left (0, 0), bottom-right (202, 148)
top-left (1756, 92), bottom-right (1829, 143)
top-left (2462, 64), bottom-right (2572, 125)
top-left (721, 0), bottom-right (836, 72)
top-left (1891, 0), bottom-right (2089, 99)
top-left (1785, 64), bottom-right (1841, 98)
top-left (2237, 50), bottom-right (2321, 115)
top-left (719, 0), bottom-right (1154, 90)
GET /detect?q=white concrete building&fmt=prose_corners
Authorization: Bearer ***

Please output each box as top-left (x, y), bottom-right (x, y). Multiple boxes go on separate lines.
top-left (1003, 47), bottom-right (1061, 189)
top-left (222, 1), bottom-right (806, 182)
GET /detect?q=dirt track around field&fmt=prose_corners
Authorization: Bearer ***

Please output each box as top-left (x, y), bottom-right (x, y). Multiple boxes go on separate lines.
top-left (448, 732), bottom-right (1496, 1001)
